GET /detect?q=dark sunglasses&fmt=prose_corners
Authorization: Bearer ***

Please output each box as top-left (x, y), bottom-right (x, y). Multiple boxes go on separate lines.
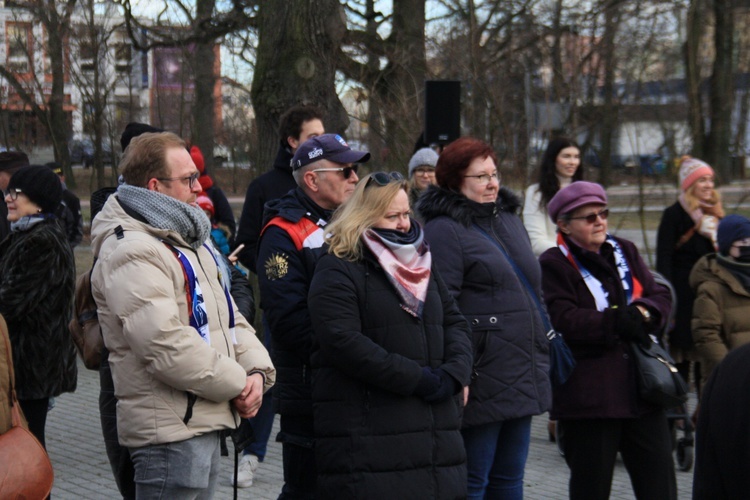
top-left (568, 208), bottom-right (609, 224)
top-left (365, 171), bottom-right (404, 188)
top-left (311, 165), bottom-right (359, 179)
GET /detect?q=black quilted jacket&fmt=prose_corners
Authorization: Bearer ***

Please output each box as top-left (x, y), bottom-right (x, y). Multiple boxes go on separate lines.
top-left (418, 186), bottom-right (552, 427)
top-left (309, 249), bottom-right (472, 498)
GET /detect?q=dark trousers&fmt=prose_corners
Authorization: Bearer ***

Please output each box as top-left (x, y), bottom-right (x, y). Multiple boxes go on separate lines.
top-left (277, 414), bottom-right (316, 499)
top-left (560, 411), bottom-right (676, 500)
top-left (99, 347), bottom-right (136, 500)
top-left (18, 397), bottom-right (49, 449)
top-left (245, 315), bottom-right (275, 461)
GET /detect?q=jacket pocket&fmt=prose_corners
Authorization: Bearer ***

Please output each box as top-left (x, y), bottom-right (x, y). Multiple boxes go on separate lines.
top-left (183, 391), bottom-right (198, 425)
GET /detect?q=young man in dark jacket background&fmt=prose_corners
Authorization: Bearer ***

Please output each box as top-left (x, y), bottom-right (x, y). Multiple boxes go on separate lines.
top-left (234, 105), bottom-right (325, 273)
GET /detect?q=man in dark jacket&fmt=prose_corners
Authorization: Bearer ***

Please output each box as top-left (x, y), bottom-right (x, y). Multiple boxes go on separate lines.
top-left (0, 151), bottom-right (29, 242)
top-left (257, 134), bottom-right (368, 498)
top-left (234, 105), bottom-right (324, 273)
top-left (693, 342), bottom-right (750, 499)
top-left (231, 105), bottom-right (324, 488)
top-left (46, 162), bottom-right (83, 248)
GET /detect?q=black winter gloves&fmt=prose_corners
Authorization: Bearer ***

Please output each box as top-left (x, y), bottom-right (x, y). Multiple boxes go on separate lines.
top-left (413, 367), bottom-right (461, 403)
top-left (614, 305), bottom-right (651, 346)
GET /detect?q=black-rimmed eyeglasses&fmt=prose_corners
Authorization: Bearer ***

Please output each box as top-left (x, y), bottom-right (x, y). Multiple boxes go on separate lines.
top-left (463, 172), bottom-right (499, 185)
top-left (156, 172), bottom-right (200, 189)
top-left (365, 171), bottom-right (404, 188)
top-left (310, 165), bottom-right (359, 179)
top-left (2, 188), bottom-right (22, 200)
top-left (568, 208), bottom-right (609, 224)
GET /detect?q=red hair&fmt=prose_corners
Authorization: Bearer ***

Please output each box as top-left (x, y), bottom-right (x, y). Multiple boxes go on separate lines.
top-left (436, 137), bottom-right (497, 191)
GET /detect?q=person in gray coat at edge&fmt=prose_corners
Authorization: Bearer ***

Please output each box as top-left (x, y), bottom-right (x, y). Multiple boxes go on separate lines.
top-left (417, 137), bottom-right (552, 500)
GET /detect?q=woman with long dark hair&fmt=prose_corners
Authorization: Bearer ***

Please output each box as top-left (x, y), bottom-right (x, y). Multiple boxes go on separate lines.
top-left (523, 137), bottom-right (583, 257)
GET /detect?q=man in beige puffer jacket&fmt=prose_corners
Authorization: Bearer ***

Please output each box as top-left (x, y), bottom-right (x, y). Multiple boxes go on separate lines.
top-left (91, 132), bottom-right (275, 499)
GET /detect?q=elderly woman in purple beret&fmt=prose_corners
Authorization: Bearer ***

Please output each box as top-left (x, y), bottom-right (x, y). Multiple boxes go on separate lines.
top-left (538, 181), bottom-right (676, 500)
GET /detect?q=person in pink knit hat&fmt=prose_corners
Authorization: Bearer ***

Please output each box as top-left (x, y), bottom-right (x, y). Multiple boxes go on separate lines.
top-left (656, 155), bottom-right (724, 404)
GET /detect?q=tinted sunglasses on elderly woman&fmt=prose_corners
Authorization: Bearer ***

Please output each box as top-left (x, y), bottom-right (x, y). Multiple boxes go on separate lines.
top-left (365, 171), bottom-right (404, 188)
top-left (568, 208), bottom-right (609, 224)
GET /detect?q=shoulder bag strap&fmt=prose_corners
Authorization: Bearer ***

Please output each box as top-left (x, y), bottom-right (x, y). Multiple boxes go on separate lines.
top-left (473, 224), bottom-right (553, 333)
top-left (674, 226), bottom-right (696, 250)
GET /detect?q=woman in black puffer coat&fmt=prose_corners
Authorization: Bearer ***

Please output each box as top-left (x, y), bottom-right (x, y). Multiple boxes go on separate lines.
top-left (309, 172), bottom-right (473, 499)
top-left (417, 138), bottom-right (552, 500)
top-left (0, 165), bottom-right (77, 448)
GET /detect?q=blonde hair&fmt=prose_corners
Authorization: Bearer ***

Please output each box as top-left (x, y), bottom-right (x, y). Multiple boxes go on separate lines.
top-left (684, 182), bottom-right (725, 217)
top-left (326, 174), bottom-right (409, 261)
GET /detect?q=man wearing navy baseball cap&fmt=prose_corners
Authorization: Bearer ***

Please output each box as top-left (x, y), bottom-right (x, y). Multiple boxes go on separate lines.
top-left (256, 133), bottom-right (369, 497)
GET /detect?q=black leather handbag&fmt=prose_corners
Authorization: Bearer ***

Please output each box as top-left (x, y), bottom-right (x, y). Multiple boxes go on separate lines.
top-left (631, 338), bottom-right (689, 408)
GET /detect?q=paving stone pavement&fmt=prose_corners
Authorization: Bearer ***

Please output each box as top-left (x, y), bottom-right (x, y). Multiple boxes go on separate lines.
top-left (48, 359), bottom-right (695, 499)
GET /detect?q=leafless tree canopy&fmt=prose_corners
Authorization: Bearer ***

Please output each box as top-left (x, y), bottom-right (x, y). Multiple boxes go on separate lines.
top-left (2, 0), bottom-right (746, 188)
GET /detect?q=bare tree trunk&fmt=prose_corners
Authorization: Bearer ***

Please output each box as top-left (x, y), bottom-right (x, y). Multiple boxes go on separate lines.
top-left (365, 0), bottom-right (384, 164)
top-left (684, 0), bottom-right (705, 160)
top-left (706, 0), bottom-right (734, 181)
top-left (550, 0), bottom-right (567, 102)
top-left (42, 1), bottom-right (72, 176)
top-left (251, 0), bottom-right (348, 171)
top-left (374, 0), bottom-right (426, 169)
top-left (597, 0), bottom-right (620, 187)
top-left (192, 0), bottom-right (217, 173)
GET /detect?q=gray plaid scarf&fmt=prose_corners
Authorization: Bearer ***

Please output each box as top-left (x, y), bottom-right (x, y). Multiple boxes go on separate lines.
top-left (117, 184), bottom-right (210, 249)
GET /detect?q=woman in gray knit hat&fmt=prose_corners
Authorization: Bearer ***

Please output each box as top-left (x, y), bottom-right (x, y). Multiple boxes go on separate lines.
top-left (408, 147), bottom-right (439, 220)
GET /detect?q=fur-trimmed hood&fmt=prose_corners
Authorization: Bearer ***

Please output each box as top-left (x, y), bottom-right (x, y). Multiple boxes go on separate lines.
top-left (416, 185), bottom-right (522, 226)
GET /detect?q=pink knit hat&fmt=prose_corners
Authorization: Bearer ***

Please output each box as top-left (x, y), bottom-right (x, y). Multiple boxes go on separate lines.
top-left (678, 156), bottom-right (714, 191)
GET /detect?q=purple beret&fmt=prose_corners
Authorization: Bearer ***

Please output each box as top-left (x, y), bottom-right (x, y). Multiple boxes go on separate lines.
top-left (547, 181), bottom-right (608, 223)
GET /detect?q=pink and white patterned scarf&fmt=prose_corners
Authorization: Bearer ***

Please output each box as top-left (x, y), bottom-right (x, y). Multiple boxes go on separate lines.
top-left (362, 225), bottom-right (432, 318)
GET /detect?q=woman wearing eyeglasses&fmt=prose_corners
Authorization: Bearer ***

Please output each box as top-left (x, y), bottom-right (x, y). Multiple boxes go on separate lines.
top-left (308, 172), bottom-right (473, 498)
top-left (538, 181), bottom-right (676, 499)
top-left (417, 137), bottom-right (551, 499)
top-left (0, 165), bottom-right (77, 449)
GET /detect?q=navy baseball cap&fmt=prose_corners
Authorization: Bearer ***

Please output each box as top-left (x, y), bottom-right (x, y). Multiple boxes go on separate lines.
top-left (292, 134), bottom-right (370, 170)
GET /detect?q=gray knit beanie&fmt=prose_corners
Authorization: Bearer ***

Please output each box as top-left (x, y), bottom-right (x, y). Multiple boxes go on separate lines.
top-left (408, 148), bottom-right (439, 178)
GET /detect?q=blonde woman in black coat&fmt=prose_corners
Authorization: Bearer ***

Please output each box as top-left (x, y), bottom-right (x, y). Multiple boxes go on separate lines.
top-left (0, 165), bottom-right (77, 448)
top-left (308, 172), bottom-right (473, 499)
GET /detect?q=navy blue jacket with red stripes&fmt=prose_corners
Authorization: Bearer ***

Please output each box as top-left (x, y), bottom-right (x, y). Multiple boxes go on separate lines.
top-left (256, 187), bottom-right (332, 417)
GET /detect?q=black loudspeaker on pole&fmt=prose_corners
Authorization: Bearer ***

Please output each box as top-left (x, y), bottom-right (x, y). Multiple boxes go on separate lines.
top-left (423, 80), bottom-right (461, 145)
